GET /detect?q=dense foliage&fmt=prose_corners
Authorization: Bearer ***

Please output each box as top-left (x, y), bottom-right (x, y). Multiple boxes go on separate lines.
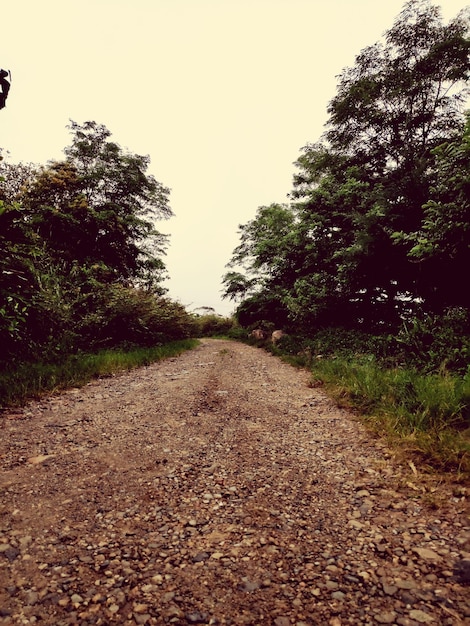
top-left (223, 0), bottom-right (470, 373)
top-left (0, 121), bottom-right (195, 368)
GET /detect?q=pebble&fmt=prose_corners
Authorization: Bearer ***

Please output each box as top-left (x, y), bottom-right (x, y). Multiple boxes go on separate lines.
top-left (409, 610), bottom-right (435, 623)
top-left (375, 611), bottom-right (397, 624)
top-left (186, 612), bottom-right (209, 623)
top-left (0, 339), bottom-right (468, 626)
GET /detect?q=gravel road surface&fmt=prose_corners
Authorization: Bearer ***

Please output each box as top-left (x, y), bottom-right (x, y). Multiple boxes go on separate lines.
top-left (0, 339), bottom-right (469, 625)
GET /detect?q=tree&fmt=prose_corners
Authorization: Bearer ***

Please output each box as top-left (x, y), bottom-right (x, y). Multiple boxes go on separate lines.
top-left (393, 112), bottom-right (470, 311)
top-left (63, 120), bottom-right (172, 288)
top-left (291, 0), bottom-right (469, 326)
top-left (222, 203), bottom-right (298, 326)
top-left (0, 122), bottom-right (176, 363)
top-left (225, 1), bottom-right (469, 332)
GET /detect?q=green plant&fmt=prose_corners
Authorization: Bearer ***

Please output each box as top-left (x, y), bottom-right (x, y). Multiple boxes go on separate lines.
top-left (309, 356), bottom-right (470, 473)
top-left (192, 313), bottom-right (234, 337)
top-left (0, 339), bottom-right (199, 407)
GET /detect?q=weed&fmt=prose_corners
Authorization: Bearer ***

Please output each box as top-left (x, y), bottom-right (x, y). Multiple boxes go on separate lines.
top-left (309, 356), bottom-right (470, 475)
top-left (0, 339), bottom-right (199, 407)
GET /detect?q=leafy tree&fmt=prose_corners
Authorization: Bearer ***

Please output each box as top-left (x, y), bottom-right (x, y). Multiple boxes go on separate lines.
top-left (291, 0), bottom-right (469, 326)
top-left (224, 1), bottom-right (469, 335)
top-left (1, 121), bottom-right (178, 365)
top-left (222, 203), bottom-right (298, 326)
top-left (63, 120), bottom-right (172, 288)
top-left (393, 112), bottom-right (470, 311)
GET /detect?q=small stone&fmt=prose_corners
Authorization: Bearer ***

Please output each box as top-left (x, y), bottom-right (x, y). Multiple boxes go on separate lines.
top-left (210, 551), bottom-right (224, 559)
top-left (274, 618), bottom-right (290, 626)
top-left (134, 614), bottom-right (151, 625)
top-left (19, 536), bottom-right (33, 548)
top-left (331, 591), bottom-right (345, 601)
top-left (0, 544), bottom-right (20, 562)
top-left (186, 612), bottom-right (209, 624)
top-left (27, 454), bottom-right (55, 464)
top-left (166, 605), bottom-right (183, 618)
top-left (382, 582), bottom-right (398, 595)
top-left (24, 591), bottom-right (39, 605)
top-left (192, 552), bottom-right (209, 563)
top-left (71, 593), bottom-right (83, 604)
top-left (0, 543), bottom-right (12, 552)
top-left (163, 592), bottom-right (175, 602)
top-left (348, 520), bottom-right (364, 530)
top-left (395, 579), bottom-right (417, 590)
top-left (241, 580), bottom-right (259, 592)
top-left (413, 548), bottom-right (440, 561)
top-left (375, 611), bottom-right (397, 624)
top-left (408, 609), bottom-right (435, 623)
top-left (453, 558), bottom-right (470, 584)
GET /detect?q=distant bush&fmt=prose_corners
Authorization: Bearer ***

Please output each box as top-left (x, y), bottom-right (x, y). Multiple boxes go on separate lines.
top-left (77, 285), bottom-right (196, 350)
top-left (192, 314), bottom-right (235, 337)
top-left (227, 325), bottom-right (249, 341)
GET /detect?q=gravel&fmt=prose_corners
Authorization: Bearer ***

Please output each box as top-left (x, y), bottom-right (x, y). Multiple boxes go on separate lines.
top-left (0, 338), bottom-right (469, 625)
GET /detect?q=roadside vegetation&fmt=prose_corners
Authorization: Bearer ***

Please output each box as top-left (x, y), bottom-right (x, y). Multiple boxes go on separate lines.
top-left (263, 328), bottom-right (470, 477)
top-left (2, 1), bottom-right (468, 476)
top-left (0, 121), bottom-right (202, 407)
top-left (0, 339), bottom-right (199, 407)
top-left (223, 1), bottom-right (470, 476)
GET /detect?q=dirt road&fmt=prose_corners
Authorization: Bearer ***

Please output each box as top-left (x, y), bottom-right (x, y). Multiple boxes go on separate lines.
top-left (0, 339), bottom-right (469, 625)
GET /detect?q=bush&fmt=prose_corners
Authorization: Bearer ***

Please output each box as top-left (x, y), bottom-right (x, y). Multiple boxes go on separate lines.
top-left (394, 308), bottom-right (470, 374)
top-left (192, 314), bottom-right (235, 337)
top-left (78, 285), bottom-right (196, 349)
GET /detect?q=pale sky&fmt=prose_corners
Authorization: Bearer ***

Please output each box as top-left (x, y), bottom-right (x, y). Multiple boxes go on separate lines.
top-left (1, 0), bottom-right (467, 315)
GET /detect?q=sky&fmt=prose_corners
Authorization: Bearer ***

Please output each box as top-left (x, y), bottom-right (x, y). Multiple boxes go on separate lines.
top-left (1, 0), bottom-right (467, 315)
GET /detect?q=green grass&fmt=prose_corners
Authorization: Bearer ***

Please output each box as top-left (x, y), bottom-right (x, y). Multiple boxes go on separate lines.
top-left (0, 339), bottom-right (199, 408)
top-left (310, 357), bottom-right (470, 475)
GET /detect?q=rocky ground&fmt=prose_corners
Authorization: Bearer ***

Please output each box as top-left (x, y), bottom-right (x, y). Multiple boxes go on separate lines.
top-left (0, 338), bottom-right (469, 625)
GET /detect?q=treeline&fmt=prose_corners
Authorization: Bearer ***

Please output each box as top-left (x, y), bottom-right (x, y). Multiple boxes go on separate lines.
top-left (0, 120), bottom-right (199, 370)
top-left (223, 0), bottom-right (470, 375)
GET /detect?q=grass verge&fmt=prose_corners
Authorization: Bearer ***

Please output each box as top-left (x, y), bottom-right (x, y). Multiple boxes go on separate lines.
top-left (309, 356), bottom-right (470, 477)
top-left (0, 339), bottom-right (199, 408)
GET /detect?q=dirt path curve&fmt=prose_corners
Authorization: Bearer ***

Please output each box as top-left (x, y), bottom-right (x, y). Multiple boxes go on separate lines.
top-left (0, 339), bottom-right (469, 626)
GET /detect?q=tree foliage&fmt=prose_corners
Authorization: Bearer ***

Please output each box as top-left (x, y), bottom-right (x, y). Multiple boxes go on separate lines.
top-left (0, 122), bottom-right (194, 367)
top-left (224, 0), bottom-right (470, 347)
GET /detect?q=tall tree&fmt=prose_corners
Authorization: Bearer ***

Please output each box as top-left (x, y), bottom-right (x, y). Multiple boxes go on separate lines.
top-left (225, 1), bottom-right (469, 331)
top-left (1, 122), bottom-right (175, 363)
top-left (292, 0), bottom-right (469, 325)
top-left (393, 112), bottom-right (470, 310)
top-left (63, 120), bottom-right (172, 288)
top-left (222, 203), bottom-right (298, 325)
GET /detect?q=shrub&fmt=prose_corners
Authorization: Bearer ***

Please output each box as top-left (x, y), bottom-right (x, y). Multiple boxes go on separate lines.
top-left (394, 308), bottom-right (470, 374)
top-left (192, 314), bottom-right (235, 337)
